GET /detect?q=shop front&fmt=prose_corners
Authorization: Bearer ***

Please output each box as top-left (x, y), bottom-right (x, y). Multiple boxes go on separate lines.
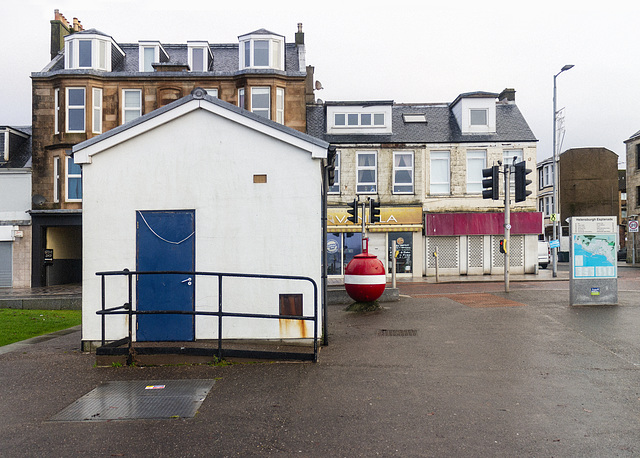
top-left (327, 206), bottom-right (423, 279)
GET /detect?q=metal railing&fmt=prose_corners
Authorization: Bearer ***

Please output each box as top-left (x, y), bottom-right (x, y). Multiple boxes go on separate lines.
top-left (96, 269), bottom-right (319, 362)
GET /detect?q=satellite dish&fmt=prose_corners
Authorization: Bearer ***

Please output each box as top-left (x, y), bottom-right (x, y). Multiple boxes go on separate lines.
top-left (315, 80), bottom-right (324, 90)
top-left (32, 194), bottom-right (46, 206)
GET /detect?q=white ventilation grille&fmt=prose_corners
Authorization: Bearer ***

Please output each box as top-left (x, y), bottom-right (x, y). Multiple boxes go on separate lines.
top-left (468, 236), bottom-right (483, 268)
top-left (428, 237), bottom-right (459, 269)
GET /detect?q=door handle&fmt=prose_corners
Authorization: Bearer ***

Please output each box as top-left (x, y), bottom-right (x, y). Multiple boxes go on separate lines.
top-left (181, 277), bottom-right (192, 286)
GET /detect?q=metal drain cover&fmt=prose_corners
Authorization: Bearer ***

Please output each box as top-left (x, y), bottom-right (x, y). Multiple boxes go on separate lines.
top-left (50, 379), bottom-right (215, 421)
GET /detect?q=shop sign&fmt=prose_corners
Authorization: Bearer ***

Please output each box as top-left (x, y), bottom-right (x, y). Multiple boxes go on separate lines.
top-left (328, 206), bottom-right (422, 227)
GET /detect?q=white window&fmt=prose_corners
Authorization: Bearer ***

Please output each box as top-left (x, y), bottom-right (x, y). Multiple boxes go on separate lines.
top-left (122, 89), bottom-right (142, 124)
top-left (356, 151), bottom-right (377, 194)
top-left (466, 150), bottom-right (486, 194)
top-left (205, 89), bottom-right (218, 98)
top-left (251, 87), bottom-right (270, 119)
top-left (470, 109), bottom-right (488, 126)
top-left (65, 35), bottom-right (114, 71)
top-left (333, 112), bottom-right (385, 128)
top-left (188, 43), bottom-right (210, 72)
top-left (503, 149), bottom-right (523, 194)
top-left (92, 88), bottom-right (102, 134)
top-left (430, 151), bottom-right (450, 194)
top-left (142, 46), bottom-right (155, 72)
top-left (239, 34), bottom-right (285, 70)
top-left (328, 151), bottom-right (340, 194)
top-left (53, 156), bottom-right (60, 203)
top-left (540, 196), bottom-right (553, 216)
top-left (276, 88), bottom-right (285, 124)
top-left (54, 88), bottom-right (60, 134)
top-left (238, 88), bottom-right (245, 109)
top-left (66, 157), bottom-right (82, 202)
top-left (393, 151), bottom-right (414, 194)
top-left (66, 87), bottom-right (85, 133)
top-left (78, 39), bottom-right (92, 68)
top-left (539, 163), bottom-right (553, 188)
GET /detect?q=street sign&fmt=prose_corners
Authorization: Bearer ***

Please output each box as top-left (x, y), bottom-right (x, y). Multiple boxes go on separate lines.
top-left (550, 213), bottom-right (558, 222)
top-left (549, 239), bottom-right (560, 249)
top-left (629, 220), bottom-right (639, 233)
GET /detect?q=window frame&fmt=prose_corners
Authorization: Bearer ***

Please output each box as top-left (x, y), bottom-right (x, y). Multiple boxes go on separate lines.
top-left (65, 156), bottom-right (82, 202)
top-left (393, 151), bottom-right (414, 194)
top-left (466, 150), bottom-right (486, 194)
top-left (430, 151), bottom-right (451, 195)
top-left (66, 87), bottom-right (86, 133)
top-left (54, 88), bottom-right (60, 134)
top-left (250, 87), bottom-right (271, 120)
top-left (92, 88), bottom-right (102, 134)
top-left (122, 89), bottom-right (142, 124)
top-left (328, 150), bottom-right (341, 194)
top-left (356, 150), bottom-right (378, 194)
top-left (503, 149), bottom-right (524, 195)
top-left (469, 108), bottom-right (488, 126)
top-left (238, 88), bottom-right (245, 109)
top-left (53, 156), bottom-right (61, 203)
top-left (239, 36), bottom-right (285, 70)
top-left (333, 112), bottom-right (386, 128)
top-left (276, 87), bottom-right (285, 124)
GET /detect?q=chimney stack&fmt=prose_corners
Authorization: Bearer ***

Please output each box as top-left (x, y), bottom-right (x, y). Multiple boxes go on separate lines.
top-left (295, 23), bottom-right (304, 46)
top-left (498, 88), bottom-right (516, 104)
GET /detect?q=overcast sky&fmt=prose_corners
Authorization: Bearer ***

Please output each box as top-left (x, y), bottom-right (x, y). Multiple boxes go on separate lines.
top-left (2, 0), bottom-right (638, 166)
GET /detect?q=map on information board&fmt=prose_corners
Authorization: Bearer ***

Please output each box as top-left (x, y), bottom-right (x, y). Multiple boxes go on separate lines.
top-left (573, 234), bottom-right (617, 278)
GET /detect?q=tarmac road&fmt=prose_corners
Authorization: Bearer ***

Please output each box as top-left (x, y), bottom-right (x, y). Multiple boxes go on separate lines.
top-left (2, 275), bottom-right (640, 457)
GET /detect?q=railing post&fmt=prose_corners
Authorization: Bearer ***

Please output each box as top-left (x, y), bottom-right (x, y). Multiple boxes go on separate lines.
top-left (217, 275), bottom-right (223, 361)
top-left (101, 274), bottom-right (105, 347)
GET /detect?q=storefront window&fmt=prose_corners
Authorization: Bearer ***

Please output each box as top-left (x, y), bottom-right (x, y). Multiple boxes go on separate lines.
top-left (326, 232), bottom-right (362, 276)
top-left (388, 232), bottom-right (412, 273)
top-left (327, 233), bottom-right (342, 275)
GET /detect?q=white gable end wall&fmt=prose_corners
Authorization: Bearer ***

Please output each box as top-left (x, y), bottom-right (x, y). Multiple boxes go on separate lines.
top-left (82, 108), bottom-right (323, 343)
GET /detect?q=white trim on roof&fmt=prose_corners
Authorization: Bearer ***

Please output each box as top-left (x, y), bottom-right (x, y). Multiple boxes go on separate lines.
top-left (73, 98), bottom-right (328, 164)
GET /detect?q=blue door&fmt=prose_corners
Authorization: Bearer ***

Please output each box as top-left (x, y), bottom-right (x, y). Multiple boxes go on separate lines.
top-left (136, 210), bottom-right (195, 342)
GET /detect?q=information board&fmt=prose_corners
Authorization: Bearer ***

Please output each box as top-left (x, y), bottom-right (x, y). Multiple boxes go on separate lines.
top-left (571, 217), bottom-right (617, 279)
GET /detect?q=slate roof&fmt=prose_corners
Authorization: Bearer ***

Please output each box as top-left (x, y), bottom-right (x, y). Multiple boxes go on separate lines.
top-left (306, 102), bottom-right (537, 145)
top-left (0, 126), bottom-right (32, 169)
top-left (36, 35), bottom-right (304, 77)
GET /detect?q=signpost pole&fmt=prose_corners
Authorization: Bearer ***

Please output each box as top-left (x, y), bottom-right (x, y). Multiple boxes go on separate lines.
top-left (504, 162), bottom-right (511, 293)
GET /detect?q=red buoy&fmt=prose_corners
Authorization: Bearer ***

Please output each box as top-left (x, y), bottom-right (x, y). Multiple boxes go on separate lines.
top-left (344, 239), bottom-right (386, 302)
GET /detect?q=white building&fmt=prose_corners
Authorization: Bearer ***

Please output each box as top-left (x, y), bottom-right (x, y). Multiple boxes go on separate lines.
top-left (73, 89), bottom-right (329, 352)
top-left (0, 126), bottom-right (32, 287)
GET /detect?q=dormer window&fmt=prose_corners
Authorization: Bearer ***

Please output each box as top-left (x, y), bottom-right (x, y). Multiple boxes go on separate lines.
top-left (188, 42), bottom-right (212, 72)
top-left (238, 30), bottom-right (284, 71)
top-left (138, 41), bottom-right (169, 72)
top-left (470, 109), bottom-right (488, 126)
top-left (65, 32), bottom-right (121, 71)
top-left (326, 103), bottom-right (393, 135)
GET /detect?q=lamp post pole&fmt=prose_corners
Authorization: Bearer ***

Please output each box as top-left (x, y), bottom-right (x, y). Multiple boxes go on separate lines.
top-left (552, 64), bottom-right (574, 278)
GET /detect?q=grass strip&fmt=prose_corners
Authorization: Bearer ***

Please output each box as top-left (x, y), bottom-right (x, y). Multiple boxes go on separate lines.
top-left (0, 309), bottom-right (81, 347)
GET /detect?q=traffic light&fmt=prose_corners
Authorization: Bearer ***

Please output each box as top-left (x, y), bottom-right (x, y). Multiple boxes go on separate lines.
top-left (499, 239), bottom-right (507, 254)
top-left (347, 198), bottom-right (358, 224)
top-left (326, 145), bottom-right (337, 187)
top-left (514, 161), bottom-right (532, 203)
top-left (482, 165), bottom-right (499, 200)
top-left (369, 199), bottom-right (381, 223)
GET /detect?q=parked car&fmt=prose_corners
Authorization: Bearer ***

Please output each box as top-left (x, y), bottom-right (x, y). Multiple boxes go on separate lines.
top-left (538, 241), bottom-right (550, 269)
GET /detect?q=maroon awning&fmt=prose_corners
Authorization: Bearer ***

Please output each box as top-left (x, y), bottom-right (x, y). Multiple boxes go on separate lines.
top-left (424, 212), bottom-right (543, 236)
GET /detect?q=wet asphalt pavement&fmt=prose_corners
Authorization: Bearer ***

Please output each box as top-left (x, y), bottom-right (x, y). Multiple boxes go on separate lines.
top-left (2, 275), bottom-right (640, 457)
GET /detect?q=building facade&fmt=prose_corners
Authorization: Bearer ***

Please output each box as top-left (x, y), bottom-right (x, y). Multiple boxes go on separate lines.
top-left (625, 130), bottom-right (640, 262)
top-left (0, 126), bottom-right (32, 287)
top-left (74, 90), bottom-right (329, 349)
top-left (307, 89), bottom-right (541, 278)
top-left (29, 10), bottom-right (315, 286)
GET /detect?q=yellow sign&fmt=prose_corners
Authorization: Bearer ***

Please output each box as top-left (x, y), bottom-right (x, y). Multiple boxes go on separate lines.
top-left (328, 206), bottom-right (422, 228)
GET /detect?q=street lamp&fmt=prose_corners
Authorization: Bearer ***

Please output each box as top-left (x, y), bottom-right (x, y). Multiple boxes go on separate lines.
top-left (552, 64), bottom-right (574, 278)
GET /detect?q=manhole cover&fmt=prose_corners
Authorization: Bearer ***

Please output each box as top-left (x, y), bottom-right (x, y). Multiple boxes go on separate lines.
top-left (50, 379), bottom-right (215, 421)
